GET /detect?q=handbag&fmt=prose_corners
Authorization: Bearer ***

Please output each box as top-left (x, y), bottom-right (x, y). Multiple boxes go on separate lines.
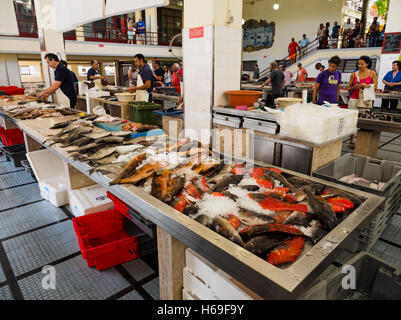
top-left (355, 71), bottom-right (373, 108)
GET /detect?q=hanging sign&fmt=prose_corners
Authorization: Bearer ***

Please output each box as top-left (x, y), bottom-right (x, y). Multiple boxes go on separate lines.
top-left (189, 27), bottom-right (204, 39)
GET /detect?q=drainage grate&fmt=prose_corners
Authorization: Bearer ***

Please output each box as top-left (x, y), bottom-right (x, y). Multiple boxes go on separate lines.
top-left (0, 184), bottom-right (42, 212)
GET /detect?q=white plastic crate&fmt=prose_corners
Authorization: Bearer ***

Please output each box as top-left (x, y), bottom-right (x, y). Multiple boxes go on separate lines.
top-left (26, 149), bottom-right (68, 207)
top-left (70, 184), bottom-right (114, 217)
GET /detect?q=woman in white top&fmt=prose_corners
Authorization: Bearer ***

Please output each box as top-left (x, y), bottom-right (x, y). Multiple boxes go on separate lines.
top-left (163, 65), bottom-right (172, 87)
top-left (128, 65), bottom-right (139, 86)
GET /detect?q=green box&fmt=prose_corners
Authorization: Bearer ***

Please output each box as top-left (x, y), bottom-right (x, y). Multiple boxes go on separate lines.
top-left (128, 101), bottom-right (162, 125)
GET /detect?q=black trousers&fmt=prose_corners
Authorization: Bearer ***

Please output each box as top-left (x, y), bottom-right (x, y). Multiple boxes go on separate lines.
top-left (382, 99), bottom-right (399, 110)
top-left (69, 97), bottom-right (77, 108)
top-left (266, 92), bottom-right (283, 108)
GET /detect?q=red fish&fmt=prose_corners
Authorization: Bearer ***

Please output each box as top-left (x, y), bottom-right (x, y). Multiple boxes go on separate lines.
top-left (266, 236), bottom-right (305, 266)
top-left (326, 197), bottom-right (354, 210)
top-left (210, 192), bottom-right (225, 197)
top-left (173, 193), bottom-right (187, 213)
top-left (249, 194), bottom-right (308, 212)
top-left (249, 168), bottom-right (274, 189)
top-left (273, 211), bottom-right (292, 224)
top-left (231, 163), bottom-right (246, 175)
top-left (226, 214), bottom-right (241, 230)
top-left (185, 178), bottom-right (204, 199)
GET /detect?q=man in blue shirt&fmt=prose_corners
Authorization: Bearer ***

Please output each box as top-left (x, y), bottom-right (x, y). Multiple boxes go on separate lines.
top-left (299, 34), bottom-right (310, 58)
top-left (136, 18), bottom-right (146, 44)
top-left (127, 54), bottom-right (154, 102)
top-left (332, 21), bottom-right (340, 39)
top-left (37, 53), bottom-right (77, 108)
top-left (382, 60), bottom-right (401, 110)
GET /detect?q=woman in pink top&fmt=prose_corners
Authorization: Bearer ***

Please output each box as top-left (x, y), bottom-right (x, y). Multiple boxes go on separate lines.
top-left (347, 56), bottom-right (378, 148)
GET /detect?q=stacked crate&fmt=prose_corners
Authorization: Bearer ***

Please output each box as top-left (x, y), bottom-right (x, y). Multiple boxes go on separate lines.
top-left (313, 153), bottom-right (401, 252)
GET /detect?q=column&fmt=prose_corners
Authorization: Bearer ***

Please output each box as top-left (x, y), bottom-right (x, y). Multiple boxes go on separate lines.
top-left (33, 0), bottom-right (70, 107)
top-left (0, 54), bottom-right (22, 87)
top-left (183, 0), bottom-right (243, 145)
top-left (145, 8), bottom-right (158, 45)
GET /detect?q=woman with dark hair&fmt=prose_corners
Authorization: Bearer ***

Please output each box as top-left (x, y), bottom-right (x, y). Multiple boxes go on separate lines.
top-left (312, 55), bottom-right (341, 105)
top-left (382, 60), bottom-right (401, 110)
top-left (347, 55), bottom-right (378, 148)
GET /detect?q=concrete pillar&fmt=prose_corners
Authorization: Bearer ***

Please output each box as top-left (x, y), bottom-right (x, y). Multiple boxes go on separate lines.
top-left (182, 0), bottom-right (243, 145)
top-left (145, 8), bottom-right (158, 45)
top-left (0, 54), bottom-right (22, 87)
top-left (33, 0), bottom-right (69, 107)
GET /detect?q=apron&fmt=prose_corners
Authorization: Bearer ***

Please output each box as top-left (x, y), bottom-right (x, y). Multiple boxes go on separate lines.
top-left (135, 73), bottom-right (149, 102)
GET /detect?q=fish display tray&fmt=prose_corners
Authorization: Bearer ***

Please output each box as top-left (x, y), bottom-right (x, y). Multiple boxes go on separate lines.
top-left (93, 121), bottom-right (164, 139)
top-left (298, 253), bottom-right (401, 300)
top-left (312, 153), bottom-right (401, 197)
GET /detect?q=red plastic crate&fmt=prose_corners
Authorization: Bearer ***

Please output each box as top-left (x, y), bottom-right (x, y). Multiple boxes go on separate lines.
top-left (0, 86), bottom-right (25, 96)
top-left (0, 128), bottom-right (24, 146)
top-left (72, 209), bottom-right (139, 271)
top-left (107, 191), bottom-right (129, 217)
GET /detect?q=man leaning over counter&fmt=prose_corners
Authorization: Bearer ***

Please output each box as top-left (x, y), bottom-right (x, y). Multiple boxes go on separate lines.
top-left (126, 54), bottom-right (154, 102)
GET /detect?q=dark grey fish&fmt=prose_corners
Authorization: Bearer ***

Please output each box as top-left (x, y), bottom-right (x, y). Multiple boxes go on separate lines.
top-left (237, 209), bottom-right (275, 226)
top-left (304, 187), bottom-right (338, 230)
top-left (287, 176), bottom-right (312, 187)
top-left (194, 214), bottom-right (212, 226)
top-left (309, 220), bottom-right (328, 244)
top-left (210, 216), bottom-right (245, 247)
top-left (221, 191), bottom-right (239, 201)
top-left (61, 136), bottom-right (92, 148)
top-left (244, 235), bottom-right (286, 256)
top-left (320, 188), bottom-right (363, 207)
top-left (265, 170), bottom-right (296, 192)
top-left (283, 211), bottom-right (310, 227)
top-left (88, 163), bottom-right (125, 175)
top-left (67, 142), bottom-right (100, 154)
top-left (87, 146), bottom-right (117, 160)
top-left (241, 185), bottom-right (260, 192)
top-left (302, 183), bottom-right (325, 195)
top-left (49, 120), bottom-right (74, 129)
top-left (94, 136), bottom-right (125, 144)
top-left (184, 205), bottom-right (199, 217)
top-left (212, 175), bottom-right (243, 192)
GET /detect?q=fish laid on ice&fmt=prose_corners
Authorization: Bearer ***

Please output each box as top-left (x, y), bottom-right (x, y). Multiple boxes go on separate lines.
top-left (236, 208), bottom-right (275, 226)
top-left (212, 175), bottom-right (243, 192)
top-left (239, 223), bottom-right (303, 243)
top-left (266, 236), bottom-right (304, 266)
top-left (109, 153), bottom-right (147, 185)
top-left (304, 187), bottom-right (338, 230)
top-left (151, 171), bottom-right (169, 201)
top-left (283, 211), bottom-right (310, 227)
top-left (164, 176), bottom-right (186, 203)
top-left (244, 235), bottom-right (286, 256)
top-left (120, 163), bottom-right (162, 185)
top-left (210, 216), bottom-right (244, 247)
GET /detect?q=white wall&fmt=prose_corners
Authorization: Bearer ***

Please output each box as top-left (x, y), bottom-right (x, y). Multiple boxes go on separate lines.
top-left (242, 0), bottom-right (344, 70)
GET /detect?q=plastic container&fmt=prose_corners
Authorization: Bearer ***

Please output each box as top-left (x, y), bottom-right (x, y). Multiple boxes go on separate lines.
top-left (26, 149), bottom-right (68, 207)
top-left (298, 253), bottom-right (401, 300)
top-left (0, 86), bottom-right (25, 96)
top-left (128, 101), bottom-right (162, 125)
top-left (70, 184), bottom-right (114, 217)
top-left (107, 192), bottom-right (156, 238)
top-left (276, 97), bottom-right (302, 109)
top-left (224, 90), bottom-right (262, 108)
top-left (72, 209), bottom-right (140, 270)
top-left (279, 103), bottom-right (358, 144)
top-left (115, 93), bottom-right (136, 102)
top-left (0, 128), bottom-right (24, 146)
top-left (312, 153), bottom-right (401, 197)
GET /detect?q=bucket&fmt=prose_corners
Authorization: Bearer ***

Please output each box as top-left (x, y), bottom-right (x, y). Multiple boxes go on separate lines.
top-left (277, 98), bottom-right (302, 109)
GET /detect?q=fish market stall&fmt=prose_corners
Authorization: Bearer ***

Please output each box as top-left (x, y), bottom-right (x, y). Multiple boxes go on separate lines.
top-left (212, 106), bottom-right (349, 175)
top-left (0, 106), bottom-right (385, 299)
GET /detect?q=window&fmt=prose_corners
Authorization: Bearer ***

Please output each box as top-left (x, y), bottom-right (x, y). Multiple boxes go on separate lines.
top-left (243, 61), bottom-right (257, 71)
top-left (78, 66), bottom-right (91, 76)
top-left (13, 0), bottom-right (37, 36)
top-left (19, 65), bottom-right (40, 75)
top-left (157, 7), bottom-right (182, 45)
top-left (104, 64), bottom-right (116, 76)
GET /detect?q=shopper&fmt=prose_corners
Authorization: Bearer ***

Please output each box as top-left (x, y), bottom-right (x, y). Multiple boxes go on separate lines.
top-left (178, 61), bottom-right (183, 82)
top-left (322, 22), bottom-right (330, 49)
top-left (253, 63), bottom-right (260, 79)
top-left (343, 18), bottom-right (354, 36)
top-left (128, 64), bottom-right (139, 86)
top-left (312, 55), bottom-right (341, 105)
top-left (171, 63), bottom-right (181, 93)
top-left (317, 24), bottom-right (325, 49)
top-left (280, 64), bottom-right (293, 86)
top-left (136, 18), bottom-right (146, 44)
top-left (37, 53), bottom-right (77, 108)
top-left (127, 18), bottom-right (135, 44)
top-left (261, 62), bottom-right (285, 107)
top-left (163, 66), bottom-right (172, 87)
top-left (127, 54), bottom-right (154, 102)
top-left (296, 63), bottom-right (308, 82)
top-left (382, 61), bottom-right (401, 110)
top-left (87, 59), bottom-right (105, 81)
top-left (299, 34), bottom-right (310, 58)
top-left (354, 18), bottom-right (363, 38)
top-left (347, 55), bottom-right (378, 148)
top-left (332, 21), bottom-right (340, 39)
top-left (152, 59), bottom-right (164, 83)
top-left (368, 17), bottom-right (380, 47)
top-left (288, 38), bottom-right (299, 65)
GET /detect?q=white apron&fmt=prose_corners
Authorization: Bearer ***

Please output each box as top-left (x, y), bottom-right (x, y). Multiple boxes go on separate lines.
top-left (135, 73), bottom-right (149, 102)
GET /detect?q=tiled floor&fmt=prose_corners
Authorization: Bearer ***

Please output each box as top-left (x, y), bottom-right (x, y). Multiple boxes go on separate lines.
top-left (0, 150), bottom-right (159, 300)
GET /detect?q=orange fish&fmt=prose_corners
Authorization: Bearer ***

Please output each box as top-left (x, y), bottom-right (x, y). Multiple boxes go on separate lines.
top-left (266, 236), bottom-right (304, 266)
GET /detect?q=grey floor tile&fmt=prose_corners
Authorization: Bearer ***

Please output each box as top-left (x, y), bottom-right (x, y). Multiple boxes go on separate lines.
top-left (143, 277), bottom-right (159, 300)
top-left (0, 161), bottom-right (23, 174)
top-left (118, 290), bottom-right (144, 300)
top-left (3, 221), bottom-right (80, 276)
top-left (122, 258), bottom-right (154, 282)
top-left (0, 285), bottom-right (13, 300)
top-left (369, 240), bottom-right (401, 269)
top-left (379, 144), bottom-right (401, 153)
top-left (381, 215), bottom-right (401, 247)
top-left (377, 150), bottom-right (401, 162)
top-left (381, 132), bottom-right (400, 138)
top-left (0, 170), bottom-right (35, 190)
top-left (0, 183), bottom-right (42, 211)
top-left (0, 201), bottom-right (67, 239)
top-left (18, 255), bottom-right (130, 300)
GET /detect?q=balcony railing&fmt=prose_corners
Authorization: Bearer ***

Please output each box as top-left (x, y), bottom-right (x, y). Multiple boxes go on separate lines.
top-left (0, 18), bottom-right (38, 38)
top-left (63, 25), bottom-right (182, 47)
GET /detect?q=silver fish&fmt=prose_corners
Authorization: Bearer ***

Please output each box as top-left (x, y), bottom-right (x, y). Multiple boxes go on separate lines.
top-left (84, 131), bottom-right (112, 140)
top-left (87, 147), bottom-right (118, 160)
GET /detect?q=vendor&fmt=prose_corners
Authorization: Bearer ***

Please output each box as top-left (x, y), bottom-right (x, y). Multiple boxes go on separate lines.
top-left (296, 63), bottom-right (308, 82)
top-left (152, 59), bottom-right (164, 83)
top-left (37, 53), bottom-right (77, 108)
top-left (261, 61), bottom-right (285, 107)
top-left (382, 60), bottom-right (401, 110)
top-left (87, 59), bottom-right (105, 81)
top-left (126, 54), bottom-right (153, 102)
top-left (312, 55), bottom-right (341, 105)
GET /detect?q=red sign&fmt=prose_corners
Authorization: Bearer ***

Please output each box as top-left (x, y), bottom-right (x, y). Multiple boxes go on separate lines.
top-left (189, 27), bottom-right (204, 39)
top-left (99, 44), bottom-right (104, 47)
